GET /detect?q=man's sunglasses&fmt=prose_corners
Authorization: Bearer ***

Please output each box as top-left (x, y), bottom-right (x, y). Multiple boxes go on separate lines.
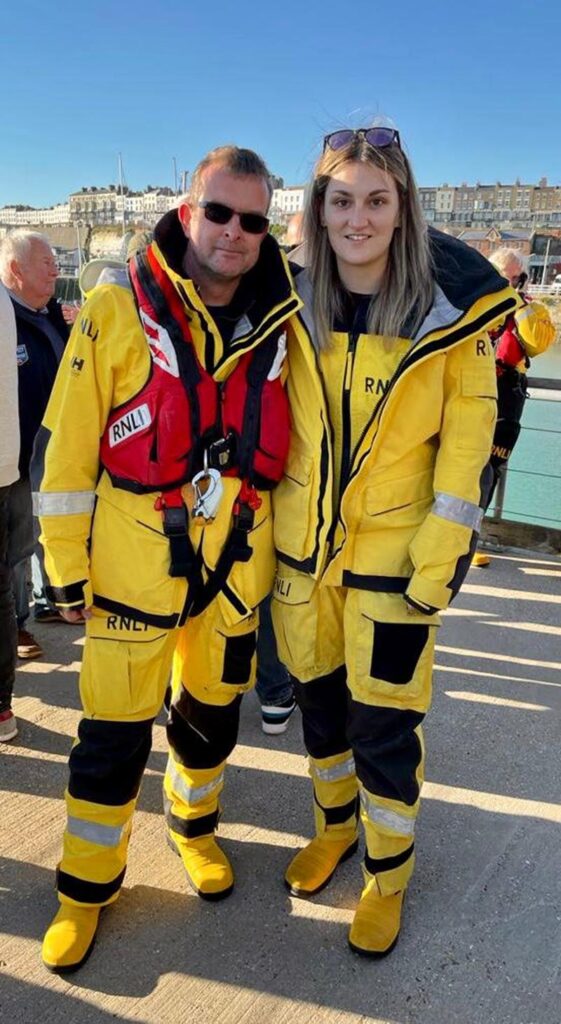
top-left (323, 127), bottom-right (401, 152)
top-left (198, 201), bottom-right (269, 235)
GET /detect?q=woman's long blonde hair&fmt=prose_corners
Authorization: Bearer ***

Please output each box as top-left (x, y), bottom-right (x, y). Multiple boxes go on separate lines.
top-left (304, 136), bottom-right (434, 349)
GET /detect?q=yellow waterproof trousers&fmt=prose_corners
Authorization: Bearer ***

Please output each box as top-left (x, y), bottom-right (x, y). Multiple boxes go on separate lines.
top-left (272, 580), bottom-right (437, 896)
top-left (58, 600), bottom-right (257, 908)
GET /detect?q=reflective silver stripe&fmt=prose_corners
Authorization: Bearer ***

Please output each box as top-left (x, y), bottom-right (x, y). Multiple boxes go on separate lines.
top-left (432, 492), bottom-right (483, 531)
top-left (167, 759), bottom-right (224, 805)
top-left (515, 306), bottom-right (532, 324)
top-left (360, 792), bottom-right (416, 836)
top-left (312, 756), bottom-right (355, 783)
top-left (33, 490), bottom-right (96, 516)
top-left (66, 816), bottom-right (124, 848)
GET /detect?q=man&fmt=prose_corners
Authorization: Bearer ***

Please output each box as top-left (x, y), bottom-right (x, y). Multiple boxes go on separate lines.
top-left (255, 211), bottom-right (305, 734)
top-left (33, 146), bottom-right (301, 972)
top-left (0, 230), bottom-right (69, 657)
top-left (472, 247), bottom-right (556, 566)
top-left (0, 283), bottom-right (19, 742)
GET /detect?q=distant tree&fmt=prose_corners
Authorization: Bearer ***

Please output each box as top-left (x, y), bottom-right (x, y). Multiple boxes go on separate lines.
top-left (269, 223), bottom-right (285, 240)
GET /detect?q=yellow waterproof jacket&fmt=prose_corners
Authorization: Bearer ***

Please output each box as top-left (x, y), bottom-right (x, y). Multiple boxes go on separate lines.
top-left (273, 228), bottom-right (520, 615)
top-left (32, 212), bottom-right (302, 626)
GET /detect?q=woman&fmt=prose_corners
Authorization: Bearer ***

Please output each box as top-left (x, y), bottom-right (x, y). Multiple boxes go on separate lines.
top-left (272, 126), bottom-right (519, 957)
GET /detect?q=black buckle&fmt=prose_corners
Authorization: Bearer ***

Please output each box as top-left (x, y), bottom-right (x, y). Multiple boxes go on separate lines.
top-left (233, 502), bottom-right (255, 532)
top-left (163, 506), bottom-right (188, 537)
top-left (207, 432), bottom-right (236, 471)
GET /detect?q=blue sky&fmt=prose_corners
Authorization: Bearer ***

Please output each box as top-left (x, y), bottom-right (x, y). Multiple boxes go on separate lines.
top-left (2, 0), bottom-right (561, 207)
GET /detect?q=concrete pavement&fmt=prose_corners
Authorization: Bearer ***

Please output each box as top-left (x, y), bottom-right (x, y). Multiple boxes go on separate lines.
top-left (1, 548), bottom-right (560, 1024)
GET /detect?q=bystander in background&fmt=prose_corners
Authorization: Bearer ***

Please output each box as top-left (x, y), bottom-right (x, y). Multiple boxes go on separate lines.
top-left (0, 282), bottom-right (20, 741)
top-left (472, 247), bottom-right (556, 566)
top-left (0, 230), bottom-right (69, 657)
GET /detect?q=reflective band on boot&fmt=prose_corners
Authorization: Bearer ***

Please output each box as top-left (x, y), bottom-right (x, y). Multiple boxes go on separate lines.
top-left (42, 905), bottom-right (101, 974)
top-left (167, 832), bottom-right (234, 900)
top-left (348, 877), bottom-right (404, 958)
top-left (285, 834), bottom-right (359, 898)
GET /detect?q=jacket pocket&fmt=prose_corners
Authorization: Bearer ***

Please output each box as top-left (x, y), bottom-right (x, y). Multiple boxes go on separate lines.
top-left (273, 442), bottom-right (315, 561)
top-left (90, 496), bottom-right (186, 619)
top-left (365, 468), bottom-right (434, 520)
top-left (457, 369), bottom-right (497, 452)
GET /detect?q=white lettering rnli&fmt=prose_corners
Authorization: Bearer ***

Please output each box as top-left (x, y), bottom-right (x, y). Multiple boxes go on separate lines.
top-left (108, 403), bottom-right (152, 448)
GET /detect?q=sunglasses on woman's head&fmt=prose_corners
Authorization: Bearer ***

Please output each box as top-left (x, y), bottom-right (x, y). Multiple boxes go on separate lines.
top-left (198, 201), bottom-right (269, 235)
top-left (323, 128), bottom-right (401, 152)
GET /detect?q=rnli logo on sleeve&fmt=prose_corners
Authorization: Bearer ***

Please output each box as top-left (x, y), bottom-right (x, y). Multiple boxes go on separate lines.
top-left (108, 403), bottom-right (152, 447)
top-left (16, 344), bottom-right (29, 366)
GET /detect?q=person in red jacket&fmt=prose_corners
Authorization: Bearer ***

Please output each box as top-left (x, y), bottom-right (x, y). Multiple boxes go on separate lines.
top-left (472, 247), bottom-right (556, 566)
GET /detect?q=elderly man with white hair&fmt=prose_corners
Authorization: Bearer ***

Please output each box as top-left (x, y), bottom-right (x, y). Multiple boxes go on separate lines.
top-left (0, 230), bottom-right (69, 655)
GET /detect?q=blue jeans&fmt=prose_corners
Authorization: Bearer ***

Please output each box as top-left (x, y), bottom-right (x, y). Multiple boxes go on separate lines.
top-left (8, 477), bottom-right (34, 627)
top-left (0, 485), bottom-right (17, 713)
top-left (8, 476), bottom-right (53, 625)
top-left (255, 594), bottom-right (293, 707)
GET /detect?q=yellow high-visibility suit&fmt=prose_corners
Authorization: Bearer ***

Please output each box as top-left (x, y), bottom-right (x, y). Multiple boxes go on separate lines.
top-left (272, 229), bottom-right (520, 896)
top-left (31, 212), bottom-right (302, 908)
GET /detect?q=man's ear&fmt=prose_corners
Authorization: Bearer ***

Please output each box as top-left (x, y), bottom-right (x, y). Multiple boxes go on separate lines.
top-left (9, 258), bottom-right (23, 287)
top-left (178, 201), bottom-right (192, 237)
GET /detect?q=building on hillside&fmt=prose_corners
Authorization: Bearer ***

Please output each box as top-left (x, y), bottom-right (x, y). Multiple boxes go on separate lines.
top-left (270, 186), bottom-right (305, 224)
top-left (69, 186), bottom-right (177, 227)
top-left (457, 227), bottom-right (532, 259)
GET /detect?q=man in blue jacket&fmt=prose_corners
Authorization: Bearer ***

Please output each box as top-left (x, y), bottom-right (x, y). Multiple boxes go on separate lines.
top-left (0, 230), bottom-right (68, 658)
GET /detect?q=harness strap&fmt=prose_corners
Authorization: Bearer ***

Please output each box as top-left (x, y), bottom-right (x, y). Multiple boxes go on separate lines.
top-left (154, 491), bottom-right (203, 598)
top-left (236, 332), bottom-right (280, 480)
top-left (190, 482), bottom-right (261, 617)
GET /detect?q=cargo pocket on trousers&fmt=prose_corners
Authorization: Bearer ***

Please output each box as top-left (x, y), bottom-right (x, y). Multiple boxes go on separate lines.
top-left (222, 631), bottom-right (257, 685)
top-left (351, 615), bottom-right (434, 713)
top-left (370, 621), bottom-right (429, 684)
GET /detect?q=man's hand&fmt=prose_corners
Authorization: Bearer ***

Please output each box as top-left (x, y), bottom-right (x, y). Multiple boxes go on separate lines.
top-left (60, 606), bottom-right (92, 623)
top-left (61, 303), bottom-right (81, 325)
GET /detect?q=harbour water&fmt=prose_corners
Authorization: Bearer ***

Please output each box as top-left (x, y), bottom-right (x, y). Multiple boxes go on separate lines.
top-left (495, 344), bottom-right (561, 530)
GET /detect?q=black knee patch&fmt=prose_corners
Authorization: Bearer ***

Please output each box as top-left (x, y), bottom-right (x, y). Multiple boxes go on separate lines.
top-left (370, 621), bottom-right (428, 685)
top-left (68, 717), bottom-right (153, 805)
top-left (222, 631), bottom-right (256, 685)
top-left (314, 794), bottom-right (358, 826)
top-left (164, 799), bottom-right (219, 839)
top-left (365, 843), bottom-right (414, 875)
top-left (348, 701), bottom-right (424, 806)
top-left (167, 689), bottom-right (242, 768)
top-left (293, 665), bottom-right (350, 759)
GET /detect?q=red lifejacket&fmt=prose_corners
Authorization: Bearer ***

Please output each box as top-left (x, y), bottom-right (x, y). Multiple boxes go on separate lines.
top-left (491, 313), bottom-right (526, 371)
top-left (99, 247), bottom-right (291, 495)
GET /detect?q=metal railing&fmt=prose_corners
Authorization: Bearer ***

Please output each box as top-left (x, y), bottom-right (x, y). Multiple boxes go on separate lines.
top-left (524, 283), bottom-right (561, 296)
top-left (491, 376), bottom-right (561, 526)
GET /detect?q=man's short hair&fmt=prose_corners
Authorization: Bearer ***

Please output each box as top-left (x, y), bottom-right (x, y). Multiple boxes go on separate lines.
top-left (0, 229), bottom-right (52, 278)
top-left (188, 146), bottom-right (273, 206)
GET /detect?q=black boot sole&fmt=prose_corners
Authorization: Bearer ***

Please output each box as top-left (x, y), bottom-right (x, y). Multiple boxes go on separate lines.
top-left (43, 909), bottom-right (102, 974)
top-left (285, 836), bottom-right (360, 899)
top-left (348, 931), bottom-right (400, 959)
top-left (166, 834), bottom-right (234, 901)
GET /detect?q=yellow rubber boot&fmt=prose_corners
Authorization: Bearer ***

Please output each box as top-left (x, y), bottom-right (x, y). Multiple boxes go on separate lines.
top-left (42, 904), bottom-right (100, 973)
top-left (471, 551), bottom-right (490, 567)
top-left (348, 876), bottom-right (404, 958)
top-left (167, 832), bottom-right (234, 900)
top-left (285, 833), bottom-right (359, 898)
